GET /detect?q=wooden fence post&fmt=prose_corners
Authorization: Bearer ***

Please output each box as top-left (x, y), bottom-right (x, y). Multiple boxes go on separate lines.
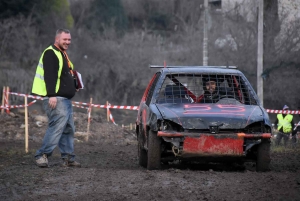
top-left (1, 86), bottom-right (5, 114)
top-left (106, 101), bottom-right (109, 122)
top-left (86, 97), bottom-right (93, 141)
top-left (24, 96), bottom-right (29, 153)
top-left (5, 86), bottom-right (10, 114)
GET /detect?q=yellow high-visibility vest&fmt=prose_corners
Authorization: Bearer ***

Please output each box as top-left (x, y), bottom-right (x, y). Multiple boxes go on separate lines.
top-left (277, 114), bottom-right (293, 133)
top-left (31, 46), bottom-right (73, 96)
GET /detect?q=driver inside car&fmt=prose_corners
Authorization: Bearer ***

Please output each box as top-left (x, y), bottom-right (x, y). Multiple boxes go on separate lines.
top-left (200, 78), bottom-right (220, 103)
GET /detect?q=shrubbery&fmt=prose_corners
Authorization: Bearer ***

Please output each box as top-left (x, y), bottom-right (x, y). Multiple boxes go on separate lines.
top-left (0, 0), bottom-right (299, 118)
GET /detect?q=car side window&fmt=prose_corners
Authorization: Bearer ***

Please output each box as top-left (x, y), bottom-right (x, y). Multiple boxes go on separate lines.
top-left (145, 72), bottom-right (161, 106)
top-left (239, 76), bottom-right (258, 105)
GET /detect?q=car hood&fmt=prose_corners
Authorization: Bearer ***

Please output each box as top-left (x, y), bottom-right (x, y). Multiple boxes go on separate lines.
top-left (155, 103), bottom-right (264, 130)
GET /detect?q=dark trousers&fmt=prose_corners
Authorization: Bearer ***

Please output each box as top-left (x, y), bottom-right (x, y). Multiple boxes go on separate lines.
top-left (291, 133), bottom-right (297, 144)
top-left (275, 132), bottom-right (289, 146)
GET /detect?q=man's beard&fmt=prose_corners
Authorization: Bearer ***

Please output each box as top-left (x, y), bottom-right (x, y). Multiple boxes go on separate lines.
top-left (59, 44), bottom-right (67, 51)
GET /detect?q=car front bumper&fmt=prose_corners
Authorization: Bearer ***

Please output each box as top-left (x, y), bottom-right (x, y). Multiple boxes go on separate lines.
top-left (158, 131), bottom-right (271, 157)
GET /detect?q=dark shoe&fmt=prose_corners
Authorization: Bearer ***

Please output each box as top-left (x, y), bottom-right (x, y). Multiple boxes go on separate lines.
top-left (61, 159), bottom-right (81, 167)
top-left (36, 154), bottom-right (48, 167)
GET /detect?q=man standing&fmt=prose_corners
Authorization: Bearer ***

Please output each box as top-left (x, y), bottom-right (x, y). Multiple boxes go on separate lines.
top-left (291, 106), bottom-right (300, 145)
top-left (274, 105), bottom-right (295, 146)
top-left (32, 29), bottom-right (80, 167)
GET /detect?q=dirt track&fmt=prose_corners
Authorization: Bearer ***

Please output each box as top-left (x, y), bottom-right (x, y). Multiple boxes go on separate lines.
top-left (0, 112), bottom-right (300, 201)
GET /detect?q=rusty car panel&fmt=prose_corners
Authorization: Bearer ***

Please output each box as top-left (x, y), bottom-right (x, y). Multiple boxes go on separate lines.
top-left (182, 135), bottom-right (244, 156)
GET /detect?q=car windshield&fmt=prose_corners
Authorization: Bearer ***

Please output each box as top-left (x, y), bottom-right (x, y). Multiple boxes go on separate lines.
top-left (156, 73), bottom-right (258, 105)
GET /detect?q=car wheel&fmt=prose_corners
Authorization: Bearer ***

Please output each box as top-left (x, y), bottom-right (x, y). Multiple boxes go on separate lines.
top-left (147, 130), bottom-right (161, 170)
top-left (256, 140), bottom-right (271, 172)
top-left (138, 128), bottom-right (147, 168)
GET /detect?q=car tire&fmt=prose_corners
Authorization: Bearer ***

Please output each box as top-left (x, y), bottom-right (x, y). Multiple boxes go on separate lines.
top-left (138, 127), bottom-right (147, 168)
top-left (147, 130), bottom-right (161, 170)
top-left (256, 140), bottom-right (271, 172)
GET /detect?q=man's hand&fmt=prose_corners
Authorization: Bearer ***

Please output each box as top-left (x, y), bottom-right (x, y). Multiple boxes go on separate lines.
top-left (48, 97), bottom-right (57, 109)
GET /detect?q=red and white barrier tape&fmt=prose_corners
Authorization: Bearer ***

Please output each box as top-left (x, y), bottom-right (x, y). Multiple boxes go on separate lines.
top-left (92, 103), bottom-right (139, 110)
top-left (0, 105), bottom-right (7, 109)
top-left (72, 104), bottom-right (89, 109)
top-left (8, 92), bottom-right (44, 100)
top-left (265, 109), bottom-right (300, 114)
top-left (74, 102), bottom-right (139, 110)
top-left (8, 91), bottom-right (300, 114)
top-left (7, 92), bottom-right (139, 110)
top-left (106, 105), bottom-right (139, 110)
top-left (72, 101), bottom-right (91, 106)
top-left (0, 100), bottom-right (36, 109)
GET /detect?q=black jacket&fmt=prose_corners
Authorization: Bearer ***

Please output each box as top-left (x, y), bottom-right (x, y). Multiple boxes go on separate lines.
top-left (200, 92), bottom-right (220, 103)
top-left (292, 121), bottom-right (300, 135)
top-left (43, 45), bottom-right (76, 99)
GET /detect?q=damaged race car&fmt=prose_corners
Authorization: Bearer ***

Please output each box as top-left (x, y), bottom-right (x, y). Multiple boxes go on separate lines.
top-left (136, 65), bottom-right (272, 171)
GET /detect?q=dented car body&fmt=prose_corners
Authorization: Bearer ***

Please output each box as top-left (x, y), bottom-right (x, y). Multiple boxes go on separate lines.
top-left (136, 66), bottom-right (272, 171)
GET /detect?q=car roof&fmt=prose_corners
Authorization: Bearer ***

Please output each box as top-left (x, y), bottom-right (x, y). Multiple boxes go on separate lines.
top-left (151, 66), bottom-right (243, 74)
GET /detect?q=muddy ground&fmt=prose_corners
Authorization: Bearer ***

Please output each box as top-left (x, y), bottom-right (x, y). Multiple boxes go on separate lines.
top-left (0, 110), bottom-right (300, 201)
